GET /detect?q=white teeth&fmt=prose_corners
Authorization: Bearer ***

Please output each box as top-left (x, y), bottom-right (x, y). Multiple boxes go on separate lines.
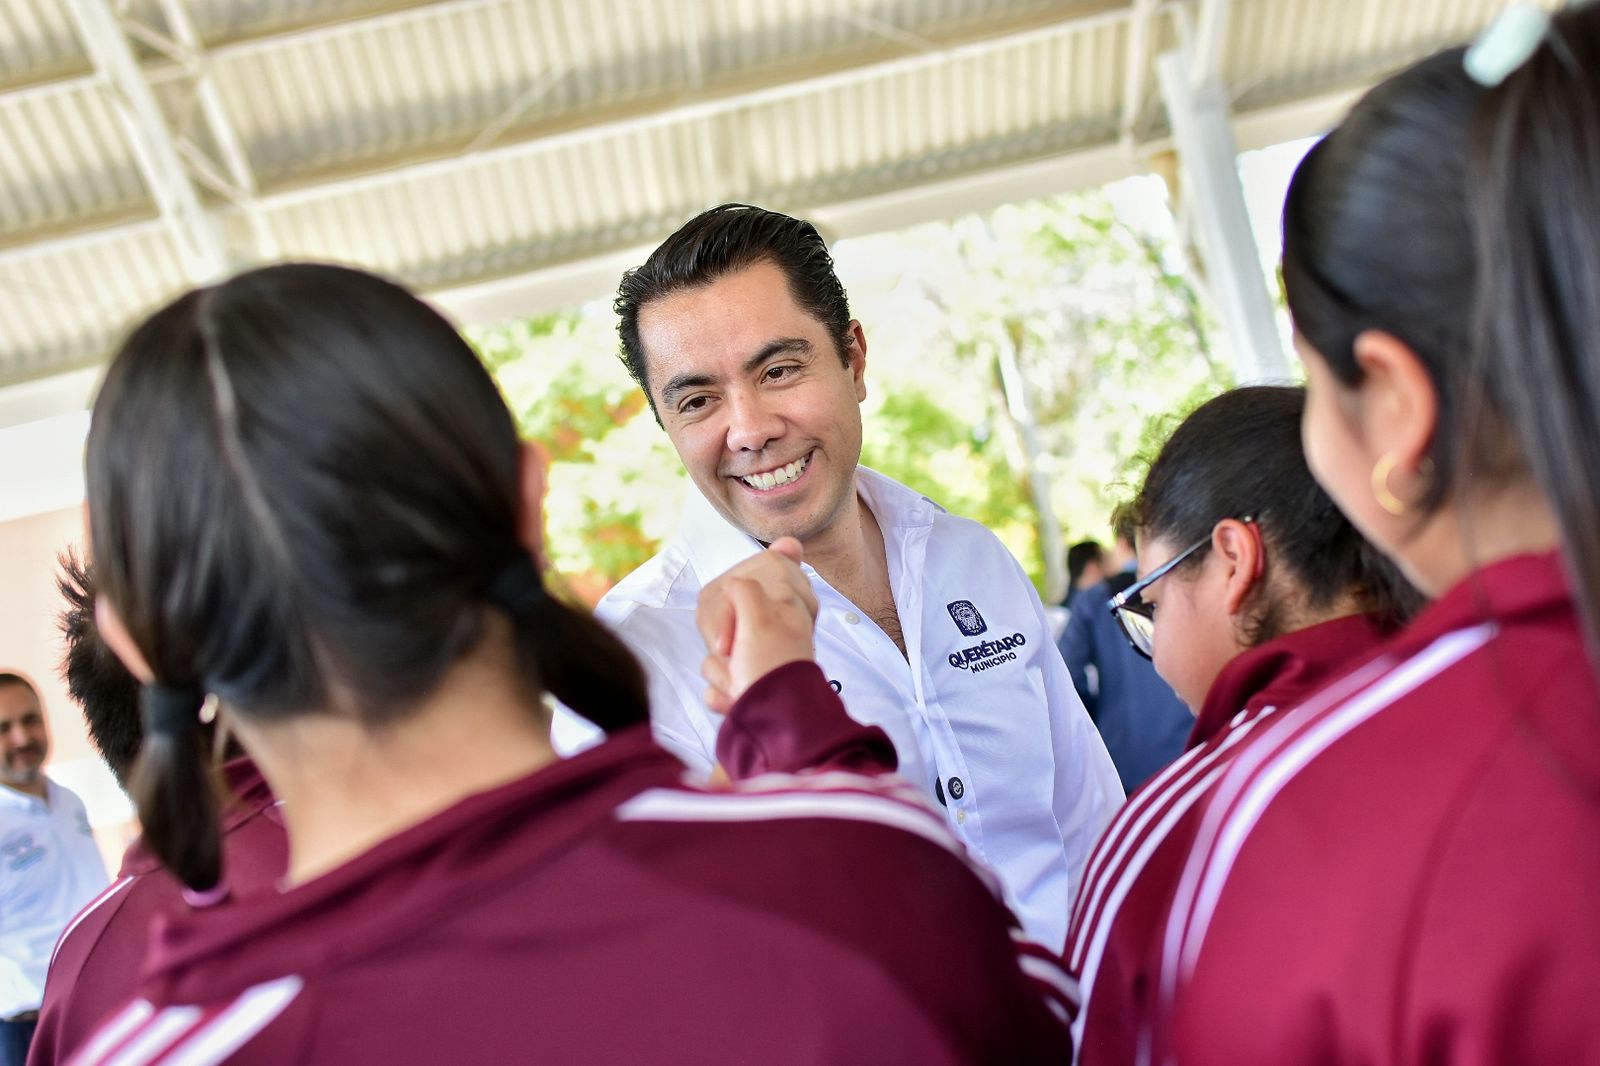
top-left (742, 456), bottom-right (808, 491)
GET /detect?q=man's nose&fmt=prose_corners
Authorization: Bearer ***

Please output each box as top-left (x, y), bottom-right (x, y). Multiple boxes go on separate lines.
top-left (724, 392), bottom-right (783, 453)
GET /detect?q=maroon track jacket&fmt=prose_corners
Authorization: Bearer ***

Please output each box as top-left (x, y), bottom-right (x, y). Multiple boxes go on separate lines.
top-left (1162, 553), bottom-right (1600, 1064)
top-left (1061, 613), bottom-right (1392, 1064)
top-left (69, 664), bottom-right (1072, 1064)
top-left (32, 759), bottom-right (287, 1066)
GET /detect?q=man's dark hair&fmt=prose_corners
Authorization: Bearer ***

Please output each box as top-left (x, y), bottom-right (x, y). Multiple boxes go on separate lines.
top-left (0, 672), bottom-right (37, 697)
top-left (615, 204), bottom-right (853, 419)
top-left (56, 551), bottom-right (144, 788)
top-left (1065, 540), bottom-right (1103, 586)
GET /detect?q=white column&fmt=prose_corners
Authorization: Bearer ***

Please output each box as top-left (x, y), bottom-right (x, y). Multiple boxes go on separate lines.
top-left (1155, 44), bottom-right (1289, 382)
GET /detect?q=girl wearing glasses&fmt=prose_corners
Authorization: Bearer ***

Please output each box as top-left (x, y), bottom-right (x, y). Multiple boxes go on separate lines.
top-left (1163, 8), bottom-right (1600, 1062)
top-left (1064, 384), bottom-right (1415, 1063)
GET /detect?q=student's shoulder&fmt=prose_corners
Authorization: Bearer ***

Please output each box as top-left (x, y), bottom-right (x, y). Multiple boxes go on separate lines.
top-left (49, 777), bottom-right (92, 812)
top-left (609, 770), bottom-right (1003, 902)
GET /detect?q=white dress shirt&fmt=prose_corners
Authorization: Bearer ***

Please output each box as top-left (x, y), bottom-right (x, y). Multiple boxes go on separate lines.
top-left (555, 467), bottom-right (1123, 949)
top-left (0, 778), bottom-right (109, 1016)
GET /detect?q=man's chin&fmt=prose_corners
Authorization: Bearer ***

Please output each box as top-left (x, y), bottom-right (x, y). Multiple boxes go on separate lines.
top-left (2, 761), bottom-right (43, 784)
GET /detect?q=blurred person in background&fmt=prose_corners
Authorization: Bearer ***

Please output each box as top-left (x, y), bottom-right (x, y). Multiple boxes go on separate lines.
top-left (0, 672), bottom-right (106, 1066)
top-left (27, 556), bottom-right (287, 1065)
top-left (1061, 540), bottom-right (1106, 611)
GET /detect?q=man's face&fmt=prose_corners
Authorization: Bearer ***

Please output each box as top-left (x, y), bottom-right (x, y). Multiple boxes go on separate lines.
top-left (0, 683), bottom-right (49, 793)
top-left (641, 260), bottom-right (868, 547)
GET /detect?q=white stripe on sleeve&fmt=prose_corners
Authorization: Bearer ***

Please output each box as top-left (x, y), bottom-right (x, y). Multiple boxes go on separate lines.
top-left (161, 976), bottom-right (303, 1066)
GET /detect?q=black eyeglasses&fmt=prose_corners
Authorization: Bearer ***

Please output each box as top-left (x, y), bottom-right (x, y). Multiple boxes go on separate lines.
top-left (1107, 517), bottom-right (1255, 660)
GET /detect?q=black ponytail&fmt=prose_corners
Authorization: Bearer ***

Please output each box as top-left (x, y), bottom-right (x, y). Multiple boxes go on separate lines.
top-left (487, 554), bottom-right (649, 734)
top-left (520, 600), bottom-right (648, 734)
top-left (131, 686), bottom-right (222, 891)
top-left (1468, 4), bottom-right (1600, 667)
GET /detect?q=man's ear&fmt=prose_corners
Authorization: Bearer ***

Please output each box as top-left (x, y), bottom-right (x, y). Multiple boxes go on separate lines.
top-left (846, 321), bottom-right (868, 402)
top-left (1215, 519), bottom-right (1264, 618)
top-left (516, 440), bottom-right (551, 566)
top-left (1351, 330), bottom-right (1437, 475)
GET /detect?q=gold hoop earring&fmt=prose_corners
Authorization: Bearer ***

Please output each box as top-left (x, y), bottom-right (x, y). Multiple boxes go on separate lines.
top-left (1371, 453), bottom-right (1409, 516)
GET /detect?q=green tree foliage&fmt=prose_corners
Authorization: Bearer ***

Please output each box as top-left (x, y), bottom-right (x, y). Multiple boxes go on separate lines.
top-left (468, 307), bottom-right (684, 602)
top-left (840, 183), bottom-right (1233, 592)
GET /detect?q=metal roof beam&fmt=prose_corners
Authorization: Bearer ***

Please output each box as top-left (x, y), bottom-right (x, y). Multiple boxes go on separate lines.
top-left (152, 0), bottom-right (278, 258)
top-left (0, 0), bottom-right (468, 97)
top-left (63, 0), bottom-right (227, 282)
top-left (430, 80), bottom-right (1362, 330)
top-left (253, 1), bottom-right (1154, 211)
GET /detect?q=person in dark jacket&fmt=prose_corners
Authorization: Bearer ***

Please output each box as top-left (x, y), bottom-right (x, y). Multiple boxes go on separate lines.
top-left (1059, 540), bottom-right (1106, 611)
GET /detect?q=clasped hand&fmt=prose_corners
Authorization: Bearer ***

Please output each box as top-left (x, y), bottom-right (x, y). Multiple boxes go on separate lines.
top-left (695, 537), bottom-right (820, 714)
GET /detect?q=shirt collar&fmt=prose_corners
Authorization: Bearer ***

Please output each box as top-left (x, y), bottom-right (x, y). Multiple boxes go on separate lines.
top-left (1190, 551), bottom-right (1575, 747)
top-left (678, 465), bottom-right (937, 587)
top-left (0, 778), bottom-right (52, 811)
top-left (1192, 612), bottom-right (1396, 745)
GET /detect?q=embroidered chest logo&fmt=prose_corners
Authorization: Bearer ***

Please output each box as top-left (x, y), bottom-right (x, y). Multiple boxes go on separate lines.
top-left (2, 832), bottom-right (45, 873)
top-left (946, 600), bottom-right (987, 636)
top-left (947, 632), bottom-right (1027, 673)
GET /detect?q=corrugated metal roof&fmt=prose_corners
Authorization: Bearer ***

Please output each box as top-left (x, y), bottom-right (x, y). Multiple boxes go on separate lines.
top-left (0, 0), bottom-right (1554, 394)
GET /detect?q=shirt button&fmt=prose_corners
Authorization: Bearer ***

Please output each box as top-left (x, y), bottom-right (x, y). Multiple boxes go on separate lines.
top-left (956, 809), bottom-right (967, 825)
top-left (843, 612), bottom-right (861, 625)
top-left (947, 776), bottom-right (965, 800)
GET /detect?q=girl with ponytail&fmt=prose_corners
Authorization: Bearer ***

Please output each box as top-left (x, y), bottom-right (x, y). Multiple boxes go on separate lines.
top-left (1160, 8), bottom-right (1600, 1063)
top-left (78, 264), bottom-right (1070, 1064)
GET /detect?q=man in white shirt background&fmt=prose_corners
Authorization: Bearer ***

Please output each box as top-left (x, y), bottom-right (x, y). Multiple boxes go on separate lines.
top-left (0, 672), bottom-right (107, 1066)
top-left (555, 203), bottom-right (1123, 951)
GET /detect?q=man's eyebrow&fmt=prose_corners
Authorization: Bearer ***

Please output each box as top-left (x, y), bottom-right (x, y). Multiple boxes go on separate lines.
top-left (658, 338), bottom-right (812, 406)
top-left (742, 337), bottom-right (810, 374)
top-left (659, 371), bottom-right (715, 407)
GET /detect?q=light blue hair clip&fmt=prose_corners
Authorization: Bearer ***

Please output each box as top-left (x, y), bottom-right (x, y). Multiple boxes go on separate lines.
top-left (1464, 4), bottom-right (1551, 87)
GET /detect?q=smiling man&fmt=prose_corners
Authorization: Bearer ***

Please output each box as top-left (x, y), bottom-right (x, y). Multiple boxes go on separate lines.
top-left (0, 672), bottom-right (107, 1066)
top-left (553, 204), bottom-right (1122, 950)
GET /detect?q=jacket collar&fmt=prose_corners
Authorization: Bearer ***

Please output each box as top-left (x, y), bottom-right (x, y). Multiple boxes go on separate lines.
top-left (1386, 550), bottom-right (1572, 654)
top-left (1190, 551), bottom-right (1575, 747)
top-left (1192, 613), bottom-right (1396, 746)
top-left (118, 757), bottom-right (280, 877)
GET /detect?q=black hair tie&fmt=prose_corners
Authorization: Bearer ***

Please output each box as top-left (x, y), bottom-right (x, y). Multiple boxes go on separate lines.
top-left (487, 553), bottom-right (547, 616)
top-left (142, 684), bottom-right (204, 737)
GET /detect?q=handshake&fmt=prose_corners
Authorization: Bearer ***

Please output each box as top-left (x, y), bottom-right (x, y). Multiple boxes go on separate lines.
top-left (695, 537), bottom-right (819, 715)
